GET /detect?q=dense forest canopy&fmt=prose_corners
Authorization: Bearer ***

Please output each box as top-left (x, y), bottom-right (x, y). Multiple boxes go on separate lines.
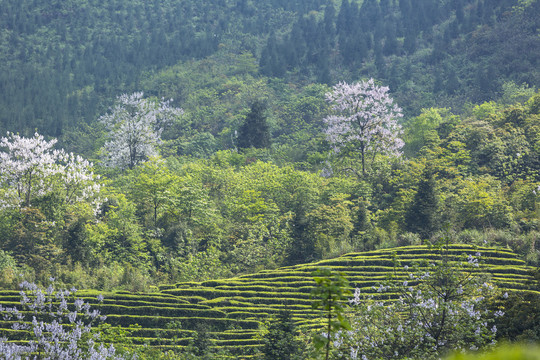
top-left (0, 0), bottom-right (538, 142)
top-left (0, 0), bottom-right (538, 289)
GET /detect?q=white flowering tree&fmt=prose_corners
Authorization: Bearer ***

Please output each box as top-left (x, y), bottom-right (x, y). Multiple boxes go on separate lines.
top-left (0, 281), bottom-right (124, 359)
top-left (324, 79), bottom-right (404, 175)
top-left (99, 92), bottom-right (183, 170)
top-left (331, 248), bottom-right (502, 360)
top-left (0, 132), bottom-right (59, 208)
top-left (0, 132), bottom-right (101, 209)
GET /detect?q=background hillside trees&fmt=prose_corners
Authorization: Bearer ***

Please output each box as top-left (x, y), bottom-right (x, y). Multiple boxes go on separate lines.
top-left (1, 90), bottom-right (539, 289)
top-left (1, 0), bottom-right (538, 140)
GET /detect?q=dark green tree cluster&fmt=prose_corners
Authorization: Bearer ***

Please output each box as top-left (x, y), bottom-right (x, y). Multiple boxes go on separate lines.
top-left (262, 311), bottom-right (303, 360)
top-left (2, 0), bottom-right (538, 142)
top-left (237, 101), bottom-right (271, 150)
top-left (259, 0), bottom-right (538, 114)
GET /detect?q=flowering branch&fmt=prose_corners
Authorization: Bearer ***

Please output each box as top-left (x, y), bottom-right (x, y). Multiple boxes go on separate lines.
top-left (0, 281), bottom-right (124, 359)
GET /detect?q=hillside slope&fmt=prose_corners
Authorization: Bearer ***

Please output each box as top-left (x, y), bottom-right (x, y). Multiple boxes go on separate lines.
top-left (1, 244), bottom-right (537, 356)
top-left (1, 0), bottom-right (538, 139)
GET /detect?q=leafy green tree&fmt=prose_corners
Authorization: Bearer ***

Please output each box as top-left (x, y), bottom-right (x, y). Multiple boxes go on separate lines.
top-left (311, 268), bottom-right (352, 360)
top-left (129, 157), bottom-right (177, 227)
top-left (0, 249), bottom-right (18, 287)
top-left (8, 208), bottom-right (60, 281)
top-left (307, 194), bottom-right (354, 259)
top-left (403, 108), bottom-right (458, 156)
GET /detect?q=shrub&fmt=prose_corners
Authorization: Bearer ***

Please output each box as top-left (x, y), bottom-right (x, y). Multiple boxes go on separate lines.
top-left (0, 280), bottom-right (128, 359)
top-left (446, 344), bottom-right (540, 360)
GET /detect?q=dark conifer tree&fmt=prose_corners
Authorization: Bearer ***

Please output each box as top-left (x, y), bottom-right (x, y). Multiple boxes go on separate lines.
top-left (336, 0), bottom-right (351, 35)
top-left (237, 100), bottom-right (271, 149)
top-left (324, 0), bottom-right (336, 38)
top-left (403, 29), bottom-right (416, 54)
top-left (260, 33), bottom-right (286, 77)
top-left (374, 41), bottom-right (386, 78)
top-left (262, 311), bottom-right (303, 360)
top-left (353, 200), bottom-right (371, 235)
top-left (455, 0), bottom-right (465, 23)
top-left (383, 22), bottom-right (399, 56)
top-left (433, 69), bottom-right (443, 93)
top-left (405, 168), bottom-right (438, 239)
top-left (446, 68), bottom-right (460, 95)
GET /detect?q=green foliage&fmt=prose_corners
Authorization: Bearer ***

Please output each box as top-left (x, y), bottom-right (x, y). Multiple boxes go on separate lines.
top-left (404, 167), bottom-right (439, 238)
top-left (310, 268), bottom-right (352, 360)
top-left (237, 100), bottom-right (271, 150)
top-left (2, 2), bottom-right (540, 356)
top-left (262, 311), bottom-right (303, 360)
top-left (446, 344), bottom-right (540, 360)
top-left (0, 250), bottom-right (18, 287)
top-left (335, 243), bottom-right (501, 359)
top-left (494, 290), bottom-right (540, 342)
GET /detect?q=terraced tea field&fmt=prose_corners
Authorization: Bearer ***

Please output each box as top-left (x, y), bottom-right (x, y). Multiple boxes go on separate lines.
top-left (1, 245), bottom-right (538, 357)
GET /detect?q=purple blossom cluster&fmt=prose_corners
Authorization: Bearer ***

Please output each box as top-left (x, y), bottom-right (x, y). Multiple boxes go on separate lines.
top-left (336, 251), bottom-right (501, 360)
top-left (0, 281), bottom-right (125, 360)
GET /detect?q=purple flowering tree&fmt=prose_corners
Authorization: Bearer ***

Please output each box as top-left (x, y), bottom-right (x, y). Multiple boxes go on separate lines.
top-left (324, 79), bottom-right (404, 176)
top-left (0, 281), bottom-right (124, 359)
top-left (331, 249), bottom-right (502, 360)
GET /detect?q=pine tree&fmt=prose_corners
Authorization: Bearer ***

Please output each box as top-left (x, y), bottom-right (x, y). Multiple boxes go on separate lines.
top-left (262, 311), bottom-right (303, 360)
top-left (405, 168), bottom-right (438, 238)
top-left (237, 101), bottom-right (271, 149)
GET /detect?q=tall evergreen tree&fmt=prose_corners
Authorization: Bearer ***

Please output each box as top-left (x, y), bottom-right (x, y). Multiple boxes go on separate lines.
top-left (237, 100), bottom-right (271, 149)
top-left (262, 311), bottom-right (303, 360)
top-left (405, 168), bottom-right (439, 238)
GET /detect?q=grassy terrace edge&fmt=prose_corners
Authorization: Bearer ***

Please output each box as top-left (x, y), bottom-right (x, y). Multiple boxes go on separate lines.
top-left (1, 244), bottom-right (538, 354)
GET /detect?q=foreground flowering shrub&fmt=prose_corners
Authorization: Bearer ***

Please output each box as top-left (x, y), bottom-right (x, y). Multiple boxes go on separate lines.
top-left (330, 247), bottom-right (503, 360)
top-left (0, 280), bottom-right (124, 360)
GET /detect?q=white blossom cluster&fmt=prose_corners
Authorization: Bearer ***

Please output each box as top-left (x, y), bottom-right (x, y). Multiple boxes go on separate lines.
top-left (99, 92), bottom-right (183, 170)
top-left (0, 132), bottom-right (59, 209)
top-left (0, 281), bottom-right (125, 360)
top-left (56, 151), bottom-right (103, 211)
top-left (336, 252), bottom-right (500, 360)
top-left (324, 79), bottom-right (404, 166)
top-left (0, 132), bottom-right (102, 210)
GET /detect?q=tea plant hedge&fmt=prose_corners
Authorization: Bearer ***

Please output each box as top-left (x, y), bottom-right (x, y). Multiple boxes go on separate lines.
top-left (1, 245), bottom-right (538, 355)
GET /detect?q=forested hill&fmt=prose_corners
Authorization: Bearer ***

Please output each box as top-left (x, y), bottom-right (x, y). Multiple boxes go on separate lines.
top-left (1, 0), bottom-right (539, 139)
